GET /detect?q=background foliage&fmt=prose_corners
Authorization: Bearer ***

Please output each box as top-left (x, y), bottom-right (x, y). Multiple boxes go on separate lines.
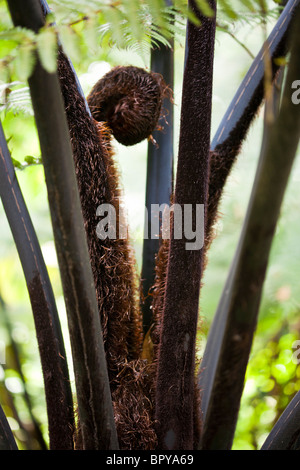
top-left (0, 0), bottom-right (299, 449)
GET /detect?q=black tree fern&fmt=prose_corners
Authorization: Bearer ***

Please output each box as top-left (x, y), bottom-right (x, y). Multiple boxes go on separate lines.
top-left (0, 0), bottom-right (299, 451)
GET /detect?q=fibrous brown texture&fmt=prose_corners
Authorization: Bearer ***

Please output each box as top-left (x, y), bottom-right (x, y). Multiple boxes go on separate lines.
top-left (87, 65), bottom-right (171, 146)
top-left (58, 51), bottom-right (141, 376)
top-left (150, 231), bottom-right (202, 449)
top-left (150, 238), bottom-right (169, 357)
top-left (148, 11), bottom-right (292, 452)
top-left (57, 51), bottom-right (169, 449)
top-left (154, 0), bottom-right (216, 449)
top-left (112, 360), bottom-right (157, 450)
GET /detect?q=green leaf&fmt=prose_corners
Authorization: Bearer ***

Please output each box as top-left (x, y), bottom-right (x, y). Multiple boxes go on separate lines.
top-left (83, 16), bottom-right (99, 53)
top-left (45, 12), bottom-right (56, 27)
top-left (122, 0), bottom-right (144, 41)
top-left (37, 27), bottom-right (58, 73)
top-left (239, 0), bottom-right (256, 11)
top-left (0, 82), bottom-right (32, 115)
top-left (11, 157), bottom-right (23, 169)
top-left (194, 0), bottom-right (215, 17)
top-left (0, 26), bottom-right (35, 43)
top-left (58, 24), bottom-right (82, 61)
top-left (218, 0), bottom-right (238, 19)
top-left (103, 7), bottom-right (126, 48)
top-left (24, 155), bottom-right (42, 166)
top-left (0, 59), bottom-right (11, 82)
top-left (15, 42), bottom-right (36, 81)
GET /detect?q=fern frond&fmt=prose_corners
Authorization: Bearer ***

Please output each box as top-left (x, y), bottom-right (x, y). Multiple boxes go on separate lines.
top-left (0, 82), bottom-right (33, 115)
top-left (98, 4), bottom-right (180, 62)
top-left (0, 0), bottom-right (284, 83)
top-left (217, 5), bottom-right (281, 30)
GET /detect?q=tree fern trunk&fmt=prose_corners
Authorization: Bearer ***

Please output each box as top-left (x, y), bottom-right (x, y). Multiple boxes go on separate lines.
top-left (155, 0), bottom-right (216, 450)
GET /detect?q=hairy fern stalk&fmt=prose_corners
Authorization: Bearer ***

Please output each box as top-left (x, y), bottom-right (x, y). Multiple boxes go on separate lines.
top-left (0, 0), bottom-right (299, 452)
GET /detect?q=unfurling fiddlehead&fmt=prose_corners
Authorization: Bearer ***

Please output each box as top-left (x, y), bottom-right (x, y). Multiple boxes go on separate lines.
top-left (57, 50), bottom-right (170, 449)
top-left (87, 65), bottom-right (170, 147)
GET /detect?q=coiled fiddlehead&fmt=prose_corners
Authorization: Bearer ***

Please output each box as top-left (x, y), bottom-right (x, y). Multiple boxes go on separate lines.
top-left (57, 53), bottom-right (170, 449)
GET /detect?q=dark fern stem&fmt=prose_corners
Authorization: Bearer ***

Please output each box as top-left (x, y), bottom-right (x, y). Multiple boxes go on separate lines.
top-left (57, 51), bottom-right (170, 449)
top-left (208, 80), bottom-right (278, 249)
top-left (151, 0), bottom-right (297, 363)
top-left (154, 0), bottom-right (216, 450)
top-left (0, 113), bottom-right (74, 451)
top-left (207, 0), bottom-right (298, 248)
top-left (148, 0), bottom-right (297, 453)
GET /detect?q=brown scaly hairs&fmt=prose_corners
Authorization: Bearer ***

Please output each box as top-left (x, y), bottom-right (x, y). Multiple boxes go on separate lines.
top-left (57, 51), bottom-right (172, 449)
top-left (87, 65), bottom-right (170, 147)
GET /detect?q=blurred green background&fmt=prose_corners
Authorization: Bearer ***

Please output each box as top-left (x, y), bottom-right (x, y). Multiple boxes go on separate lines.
top-left (0, 3), bottom-right (300, 449)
